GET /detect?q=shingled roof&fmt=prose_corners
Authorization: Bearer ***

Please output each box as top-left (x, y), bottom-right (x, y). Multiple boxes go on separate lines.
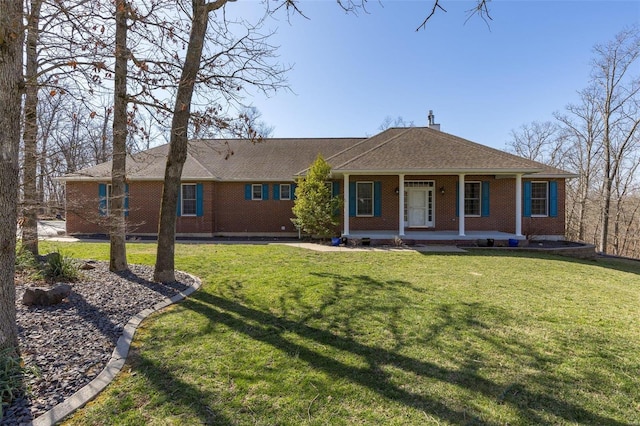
top-left (60, 138), bottom-right (364, 181)
top-left (59, 128), bottom-right (574, 182)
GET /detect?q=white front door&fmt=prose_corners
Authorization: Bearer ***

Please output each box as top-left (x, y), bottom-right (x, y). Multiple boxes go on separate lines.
top-left (407, 188), bottom-right (434, 227)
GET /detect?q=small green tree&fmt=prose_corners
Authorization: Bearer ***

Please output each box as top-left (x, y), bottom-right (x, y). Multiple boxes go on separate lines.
top-left (292, 154), bottom-right (342, 239)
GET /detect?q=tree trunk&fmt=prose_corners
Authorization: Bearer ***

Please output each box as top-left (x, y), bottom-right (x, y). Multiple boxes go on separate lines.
top-left (599, 128), bottom-right (612, 254)
top-left (154, 0), bottom-right (212, 283)
top-left (21, 0), bottom-right (43, 256)
top-left (38, 127), bottom-right (47, 214)
top-left (577, 172), bottom-right (589, 241)
top-left (110, 0), bottom-right (128, 272)
top-left (0, 0), bottom-right (24, 354)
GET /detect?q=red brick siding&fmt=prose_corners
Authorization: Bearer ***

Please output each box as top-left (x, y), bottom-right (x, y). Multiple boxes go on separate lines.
top-left (65, 176), bottom-right (566, 237)
top-left (65, 182), bottom-right (107, 234)
top-left (213, 182), bottom-right (298, 233)
top-left (127, 181), bottom-right (162, 234)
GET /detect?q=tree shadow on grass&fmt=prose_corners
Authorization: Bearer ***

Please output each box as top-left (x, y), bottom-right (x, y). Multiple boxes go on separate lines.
top-left (458, 249), bottom-right (640, 276)
top-left (183, 282), bottom-right (629, 425)
top-left (123, 347), bottom-right (234, 425)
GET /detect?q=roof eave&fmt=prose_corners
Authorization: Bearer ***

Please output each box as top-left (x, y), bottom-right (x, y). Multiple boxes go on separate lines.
top-left (331, 168), bottom-right (545, 175)
top-left (524, 173), bottom-right (578, 179)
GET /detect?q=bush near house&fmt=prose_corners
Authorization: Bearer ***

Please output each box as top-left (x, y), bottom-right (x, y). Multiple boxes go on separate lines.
top-left (291, 154), bottom-right (342, 239)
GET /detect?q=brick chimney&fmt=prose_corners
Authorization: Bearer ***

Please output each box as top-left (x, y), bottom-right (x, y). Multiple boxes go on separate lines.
top-left (427, 110), bottom-right (440, 131)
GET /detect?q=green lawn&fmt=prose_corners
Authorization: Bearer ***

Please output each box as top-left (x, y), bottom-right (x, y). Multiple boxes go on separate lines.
top-left (43, 242), bottom-right (639, 425)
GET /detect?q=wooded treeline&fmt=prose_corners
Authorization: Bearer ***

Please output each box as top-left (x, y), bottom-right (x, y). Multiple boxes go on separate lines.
top-left (507, 26), bottom-right (640, 258)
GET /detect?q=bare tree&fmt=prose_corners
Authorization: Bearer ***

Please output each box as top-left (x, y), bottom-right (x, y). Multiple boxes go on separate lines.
top-left (555, 85), bottom-right (604, 242)
top-left (19, 0), bottom-right (118, 254)
top-left (152, 0), bottom-right (213, 282)
top-left (146, 0), bottom-right (287, 282)
top-left (21, 0), bottom-right (44, 255)
top-left (506, 121), bottom-right (567, 167)
top-left (109, 0), bottom-right (129, 272)
top-left (0, 0), bottom-right (24, 353)
top-left (593, 27), bottom-right (640, 253)
top-left (378, 116), bottom-right (415, 131)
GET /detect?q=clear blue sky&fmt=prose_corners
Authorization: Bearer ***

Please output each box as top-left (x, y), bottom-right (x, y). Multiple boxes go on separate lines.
top-left (233, 1), bottom-right (639, 150)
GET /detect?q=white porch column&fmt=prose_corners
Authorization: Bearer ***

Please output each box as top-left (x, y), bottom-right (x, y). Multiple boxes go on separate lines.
top-left (398, 174), bottom-right (405, 236)
top-left (343, 174), bottom-right (350, 236)
top-left (458, 174), bottom-right (466, 236)
top-left (515, 173), bottom-right (523, 236)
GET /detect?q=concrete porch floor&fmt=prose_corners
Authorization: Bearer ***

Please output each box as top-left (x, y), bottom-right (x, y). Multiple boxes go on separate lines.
top-left (344, 230), bottom-right (525, 242)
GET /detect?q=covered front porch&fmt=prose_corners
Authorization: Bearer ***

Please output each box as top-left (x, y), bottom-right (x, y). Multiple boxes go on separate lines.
top-left (341, 173), bottom-right (526, 239)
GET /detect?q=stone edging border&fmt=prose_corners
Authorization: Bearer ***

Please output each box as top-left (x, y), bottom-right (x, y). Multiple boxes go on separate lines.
top-left (32, 271), bottom-right (203, 426)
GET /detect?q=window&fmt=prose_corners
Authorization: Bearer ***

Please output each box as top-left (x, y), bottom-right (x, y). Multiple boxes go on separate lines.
top-left (106, 184), bottom-right (112, 214)
top-left (181, 184), bottom-right (197, 216)
top-left (280, 184), bottom-right (291, 200)
top-left (252, 184), bottom-right (263, 200)
top-left (464, 182), bottom-right (481, 216)
top-left (356, 182), bottom-right (373, 216)
top-left (531, 182), bottom-right (548, 216)
top-left (99, 183), bottom-right (129, 217)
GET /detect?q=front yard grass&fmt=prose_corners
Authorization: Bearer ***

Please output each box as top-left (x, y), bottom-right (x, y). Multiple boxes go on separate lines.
top-left (44, 242), bottom-right (639, 425)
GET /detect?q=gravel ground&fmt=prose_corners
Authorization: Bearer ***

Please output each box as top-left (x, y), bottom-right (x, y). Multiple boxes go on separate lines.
top-left (2, 262), bottom-right (196, 425)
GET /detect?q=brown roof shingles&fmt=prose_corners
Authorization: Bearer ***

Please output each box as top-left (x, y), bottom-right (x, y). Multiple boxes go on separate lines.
top-left (332, 127), bottom-right (546, 173)
top-left (60, 128), bottom-right (574, 181)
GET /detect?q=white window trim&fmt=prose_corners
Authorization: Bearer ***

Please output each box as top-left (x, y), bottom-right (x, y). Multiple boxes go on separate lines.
top-left (464, 181), bottom-right (481, 217)
top-left (251, 184), bottom-right (263, 201)
top-left (280, 183), bottom-right (291, 201)
top-left (356, 181), bottom-right (374, 217)
top-left (181, 183), bottom-right (197, 216)
top-left (531, 181), bottom-right (549, 217)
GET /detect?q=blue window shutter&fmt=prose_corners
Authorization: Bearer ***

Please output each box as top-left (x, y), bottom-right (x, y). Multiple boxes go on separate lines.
top-left (291, 183), bottom-right (297, 200)
top-left (177, 185), bottom-right (182, 217)
top-left (98, 184), bottom-right (107, 216)
top-left (481, 181), bottom-right (490, 217)
top-left (196, 183), bottom-right (204, 217)
top-left (262, 184), bottom-right (269, 200)
top-left (455, 184), bottom-right (459, 217)
top-left (549, 181), bottom-right (558, 217)
top-left (374, 181), bottom-right (382, 217)
top-left (245, 184), bottom-right (251, 200)
top-left (349, 182), bottom-right (356, 217)
top-left (124, 184), bottom-right (129, 217)
top-left (273, 184), bottom-right (280, 200)
top-left (523, 181), bottom-right (532, 217)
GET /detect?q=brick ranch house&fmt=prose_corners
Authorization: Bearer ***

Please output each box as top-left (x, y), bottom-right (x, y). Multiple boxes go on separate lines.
top-left (59, 126), bottom-right (575, 243)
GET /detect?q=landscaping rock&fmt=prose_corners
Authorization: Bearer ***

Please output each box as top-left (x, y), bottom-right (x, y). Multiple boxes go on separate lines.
top-left (79, 262), bottom-right (96, 270)
top-left (22, 284), bottom-right (72, 306)
top-left (4, 263), bottom-right (196, 425)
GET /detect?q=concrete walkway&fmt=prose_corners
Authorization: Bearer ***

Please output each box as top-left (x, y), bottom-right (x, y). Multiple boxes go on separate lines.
top-left (43, 237), bottom-right (466, 253)
top-left (276, 242), bottom-right (467, 253)
top-left (34, 220), bottom-right (466, 253)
